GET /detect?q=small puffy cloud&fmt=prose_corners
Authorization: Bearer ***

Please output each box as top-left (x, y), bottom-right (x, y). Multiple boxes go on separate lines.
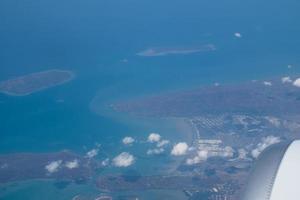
top-left (65, 159), bottom-right (79, 169)
top-left (197, 150), bottom-right (209, 160)
top-left (186, 145), bottom-right (235, 165)
top-left (147, 133), bottom-right (161, 143)
top-left (238, 148), bottom-right (248, 159)
top-left (263, 81), bottom-right (272, 86)
top-left (293, 78), bottom-right (300, 87)
top-left (251, 136), bottom-right (281, 158)
top-left (288, 64), bottom-right (292, 69)
top-left (101, 158), bottom-right (110, 167)
top-left (234, 32), bottom-right (242, 38)
top-left (122, 136), bottom-right (135, 145)
top-left (186, 139), bottom-right (235, 165)
top-left (113, 152), bottom-right (135, 167)
top-left (147, 148), bottom-right (164, 155)
top-left (251, 150), bottom-right (260, 158)
top-left (157, 139), bottom-right (169, 148)
top-left (86, 148), bottom-right (99, 159)
top-left (186, 150), bottom-right (208, 165)
top-left (186, 157), bottom-right (199, 165)
top-left (220, 146), bottom-right (235, 157)
top-left (171, 142), bottom-right (189, 156)
top-left (45, 160), bottom-right (62, 173)
top-left (281, 76), bottom-right (292, 84)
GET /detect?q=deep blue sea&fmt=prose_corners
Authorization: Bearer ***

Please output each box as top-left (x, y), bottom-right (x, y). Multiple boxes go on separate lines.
top-left (0, 0), bottom-right (300, 199)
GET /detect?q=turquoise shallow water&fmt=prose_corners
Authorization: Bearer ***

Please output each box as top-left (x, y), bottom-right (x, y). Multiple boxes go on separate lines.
top-left (1, 0), bottom-right (300, 199)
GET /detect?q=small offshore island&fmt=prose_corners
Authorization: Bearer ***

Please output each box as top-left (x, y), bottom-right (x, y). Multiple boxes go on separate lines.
top-left (136, 44), bottom-right (216, 57)
top-left (0, 69), bottom-right (75, 96)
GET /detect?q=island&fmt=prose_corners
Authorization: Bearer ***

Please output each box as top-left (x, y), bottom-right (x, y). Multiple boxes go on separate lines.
top-left (136, 44), bottom-right (216, 57)
top-left (0, 69), bottom-right (75, 96)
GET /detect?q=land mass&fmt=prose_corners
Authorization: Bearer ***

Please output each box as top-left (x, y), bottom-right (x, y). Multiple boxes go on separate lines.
top-left (3, 76), bottom-right (300, 200)
top-left (0, 69), bottom-right (75, 96)
top-left (113, 77), bottom-right (300, 116)
top-left (136, 44), bottom-right (216, 57)
top-left (108, 76), bottom-right (300, 199)
top-left (0, 151), bottom-right (96, 185)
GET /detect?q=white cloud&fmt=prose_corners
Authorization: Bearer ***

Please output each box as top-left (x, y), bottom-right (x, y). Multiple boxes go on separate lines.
top-left (101, 158), bottom-right (110, 167)
top-left (238, 148), bottom-right (248, 159)
top-left (220, 146), bottom-right (235, 157)
top-left (147, 133), bottom-right (161, 143)
top-left (186, 139), bottom-right (235, 165)
top-left (65, 159), bottom-right (79, 169)
top-left (234, 32), bottom-right (242, 38)
top-left (113, 152), bottom-right (135, 167)
top-left (186, 157), bottom-right (199, 165)
top-left (45, 160), bottom-right (62, 173)
top-left (122, 136), bottom-right (135, 145)
top-left (157, 139), bottom-right (169, 147)
top-left (251, 150), bottom-right (260, 158)
top-left (293, 78), bottom-right (300, 87)
top-left (197, 150), bottom-right (209, 160)
top-left (281, 76), bottom-right (292, 84)
top-left (147, 148), bottom-right (164, 155)
top-left (171, 142), bottom-right (189, 156)
top-left (263, 81), bottom-right (272, 86)
top-left (186, 145), bottom-right (235, 165)
top-left (251, 136), bottom-right (281, 158)
top-left (288, 64), bottom-right (292, 69)
top-left (86, 148), bottom-right (99, 159)
top-left (186, 150), bottom-right (208, 165)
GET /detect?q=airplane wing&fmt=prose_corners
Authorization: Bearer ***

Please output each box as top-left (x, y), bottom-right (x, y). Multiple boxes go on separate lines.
top-left (241, 140), bottom-right (300, 200)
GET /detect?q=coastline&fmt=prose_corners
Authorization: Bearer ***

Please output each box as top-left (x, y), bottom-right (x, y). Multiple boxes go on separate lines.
top-left (168, 117), bottom-right (196, 146)
top-left (88, 104), bottom-right (197, 175)
top-left (157, 117), bottom-right (197, 174)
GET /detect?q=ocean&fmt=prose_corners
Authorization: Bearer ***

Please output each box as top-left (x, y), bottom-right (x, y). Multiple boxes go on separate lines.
top-left (0, 0), bottom-right (300, 199)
